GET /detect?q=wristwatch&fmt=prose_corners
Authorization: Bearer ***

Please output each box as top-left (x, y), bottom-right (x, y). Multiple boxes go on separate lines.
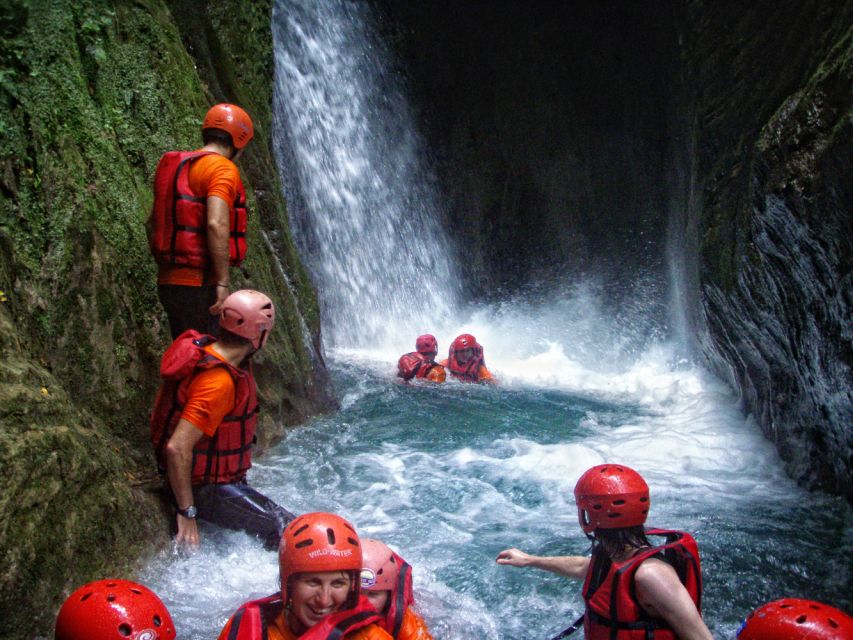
top-left (177, 505), bottom-right (198, 519)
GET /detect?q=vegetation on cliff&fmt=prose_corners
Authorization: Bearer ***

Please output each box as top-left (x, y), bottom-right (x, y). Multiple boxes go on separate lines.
top-left (0, 0), bottom-right (330, 635)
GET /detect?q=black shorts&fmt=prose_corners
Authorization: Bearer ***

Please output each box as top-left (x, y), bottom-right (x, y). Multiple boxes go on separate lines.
top-left (157, 284), bottom-right (220, 339)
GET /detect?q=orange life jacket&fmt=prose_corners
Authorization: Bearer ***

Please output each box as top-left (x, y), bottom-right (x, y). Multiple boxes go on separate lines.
top-left (149, 150), bottom-right (248, 269)
top-left (225, 593), bottom-right (383, 640)
top-left (150, 330), bottom-right (257, 484)
top-left (446, 346), bottom-right (486, 382)
top-left (397, 352), bottom-right (440, 381)
top-left (582, 529), bottom-right (703, 640)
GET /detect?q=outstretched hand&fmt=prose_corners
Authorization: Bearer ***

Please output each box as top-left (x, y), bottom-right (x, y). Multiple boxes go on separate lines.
top-left (496, 548), bottom-right (533, 567)
top-left (175, 514), bottom-right (201, 549)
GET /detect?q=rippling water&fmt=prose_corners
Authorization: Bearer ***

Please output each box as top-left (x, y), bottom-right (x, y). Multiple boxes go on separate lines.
top-left (139, 343), bottom-right (851, 639)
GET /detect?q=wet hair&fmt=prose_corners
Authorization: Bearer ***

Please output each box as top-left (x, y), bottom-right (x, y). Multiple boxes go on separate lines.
top-left (202, 127), bottom-right (235, 152)
top-left (591, 525), bottom-right (651, 560)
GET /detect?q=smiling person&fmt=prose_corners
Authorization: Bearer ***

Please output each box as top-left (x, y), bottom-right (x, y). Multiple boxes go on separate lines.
top-left (361, 539), bottom-right (433, 640)
top-left (217, 512), bottom-right (392, 640)
top-left (496, 464), bottom-right (712, 640)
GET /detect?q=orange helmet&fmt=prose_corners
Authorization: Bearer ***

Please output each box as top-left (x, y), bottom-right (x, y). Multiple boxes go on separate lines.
top-left (279, 512), bottom-right (363, 605)
top-left (574, 464), bottom-right (650, 533)
top-left (202, 103), bottom-right (254, 149)
top-left (737, 598), bottom-right (853, 639)
top-left (55, 579), bottom-right (176, 640)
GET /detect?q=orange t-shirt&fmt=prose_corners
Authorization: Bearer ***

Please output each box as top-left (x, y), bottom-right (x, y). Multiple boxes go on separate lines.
top-left (425, 364), bottom-right (446, 383)
top-left (217, 610), bottom-right (393, 640)
top-left (157, 151), bottom-right (241, 286)
top-left (180, 345), bottom-right (236, 437)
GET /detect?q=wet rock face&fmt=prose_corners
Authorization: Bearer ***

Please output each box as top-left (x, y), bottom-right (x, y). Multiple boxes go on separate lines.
top-left (382, 0), bottom-right (851, 496)
top-left (684, 1), bottom-right (852, 497)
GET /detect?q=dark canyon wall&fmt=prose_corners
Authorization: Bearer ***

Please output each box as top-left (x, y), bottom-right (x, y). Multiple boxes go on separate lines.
top-left (0, 1), bottom-right (331, 636)
top-left (381, 1), bottom-right (851, 496)
top-left (682, 1), bottom-right (852, 497)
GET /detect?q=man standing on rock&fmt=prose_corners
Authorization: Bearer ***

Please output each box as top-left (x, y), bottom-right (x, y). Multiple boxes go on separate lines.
top-left (150, 289), bottom-right (294, 549)
top-left (147, 103), bottom-right (253, 339)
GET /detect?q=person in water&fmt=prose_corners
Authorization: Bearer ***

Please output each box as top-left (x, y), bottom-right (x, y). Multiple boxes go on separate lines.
top-left (397, 334), bottom-right (446, 383)
top-left (496, 463), bottom-right (713, 640)
top-left (440, 333), bottom-right (495, 383)
top-left (361, 538), bottom-right (433, 640)
top-left (217, 512), bottom-right (393, 640)
top-left (737, 598), bottom-right (853, 639)
top-left (55, 579), bottom-right (176, 640)
top-left (147, 103), bottom-right (254, 339)
top-left (150, 289), bottom-right (294, 549)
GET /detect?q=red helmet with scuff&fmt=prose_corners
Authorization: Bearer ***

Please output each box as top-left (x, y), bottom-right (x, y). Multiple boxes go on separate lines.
top-left (202, 103), bottom-right (254, 149)
top-left (360, 538), bottom-right (401, 592)
top-left (279, 512), bottom-right (363, 607)
top-left (415, 334), bottom-right (438, 355)
top-left (55, 579), bottom-right (176, 640)
top-left (573, 464), bottom-right (650, 533)
top-left (737, 598), bottom-right (853, 640)
top-left (220, 289), bottom-right (275, 350)
top-left (451, 334), bottom-right (479, 352)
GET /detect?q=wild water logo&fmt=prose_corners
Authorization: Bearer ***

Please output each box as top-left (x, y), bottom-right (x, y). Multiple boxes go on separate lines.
top-left (134, 630), bottom-right (158, 640)
top-left (307, 547), bottom-right (354, 559)
top-left (360, 568), bottom-right (377, 588)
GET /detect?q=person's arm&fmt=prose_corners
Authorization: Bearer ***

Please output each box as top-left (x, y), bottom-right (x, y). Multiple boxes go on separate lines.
top-left (496, 548), bottom-right (590, 579)
top-left (206, 195), bottom-right (231, 314)
top-left (164, 419), bottom-right (205, 547)
top-left (634, 558), bottom-right (712, 640)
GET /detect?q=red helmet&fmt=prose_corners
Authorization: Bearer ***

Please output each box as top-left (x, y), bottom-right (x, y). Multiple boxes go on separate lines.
top-left (279, 512), bottom-right (363, 605)
top-left (220, 289), bottom-right (275, 349)
top-left (415, 334), bottom-right (438, 355)
top-left (55, 579), bottom-right (176, 640)
top-left (737, 598), bottom-right (853, 639)
top-left (451, 334), bottom-right (479, 352)
top-left (573, 464), bottom-right (650, 533)
top-left (360, 539), bottom-right (400, 592)
top-left (202, 103), bottom-right (254, 149)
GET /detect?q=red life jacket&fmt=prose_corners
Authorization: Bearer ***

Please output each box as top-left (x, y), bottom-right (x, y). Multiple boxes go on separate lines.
top-left (381, 552), bottom-right (414, 639)
top-left (225, 593), bottom-right (383, 640)
top-left (149, 330), bottom-right (258, 485)
top-left (582, 529), bottom-right (703, 640)
top-left (397, 352), bottom-right (439, 381)
top-left (149, 150), bottom-right (248, 269)
top-left (446, 346), bottom-right (485, 382)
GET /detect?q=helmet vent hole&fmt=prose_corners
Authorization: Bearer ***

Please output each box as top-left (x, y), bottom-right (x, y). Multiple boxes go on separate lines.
top-left (326, 528), bottom-right (336, 545)
top-left (107, 595), bottom-right (116, 602)
top-left (795, 615), bottom-right (807, 624)
top-left (293, 524), bottom-right (309, 537)
top-left (612, 499), bottom-right (626, 505)
top-left (80, 592), bottom-right (93, 602)
top-left (828, 619), bottom-right (839, 628)
top-left (808, 604), bottom-right (820, 610)
top-left (154, 615), bottom-right (162, 626)
top-left (780, 604), bottom-right (792, 609)
top-left (118, 623), bottom-right (133, 636)
top-left (640, 497), bottom-right (649, 503)
top-left (130, 588), bottom-right (142, 595)
top-left (107, 582), bottom-right (117, 587)
top-left (592, 505), bottom-right (603, 510)
top-left (347, 537), bottom-right (359, 547)
top-left (607, 513), bottom-right (621, 519)
top-left (295, 539), bottom-right (313, 549)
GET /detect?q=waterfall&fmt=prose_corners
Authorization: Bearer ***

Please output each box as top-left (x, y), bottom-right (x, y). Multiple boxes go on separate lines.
top-left (272, 0), bottom-right (459, 350)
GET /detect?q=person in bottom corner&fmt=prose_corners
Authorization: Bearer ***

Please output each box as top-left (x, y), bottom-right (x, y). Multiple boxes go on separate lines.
top-left (149, 289), bottom-right (294, 550)
top-left (217, 512), bottom-right (393, 640)
top-left (440, 333), bottom-right (495, 383)
top-left (737, 598), bottom-right (853, 639)
top-left (360, 538), bottom-right (433, 640)
top-left (496, 463), bottom-right (712, 640)
top-left (55, 579), bottom-right (176, 640)
top-left (397, 334), bottom-right (446, 383)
